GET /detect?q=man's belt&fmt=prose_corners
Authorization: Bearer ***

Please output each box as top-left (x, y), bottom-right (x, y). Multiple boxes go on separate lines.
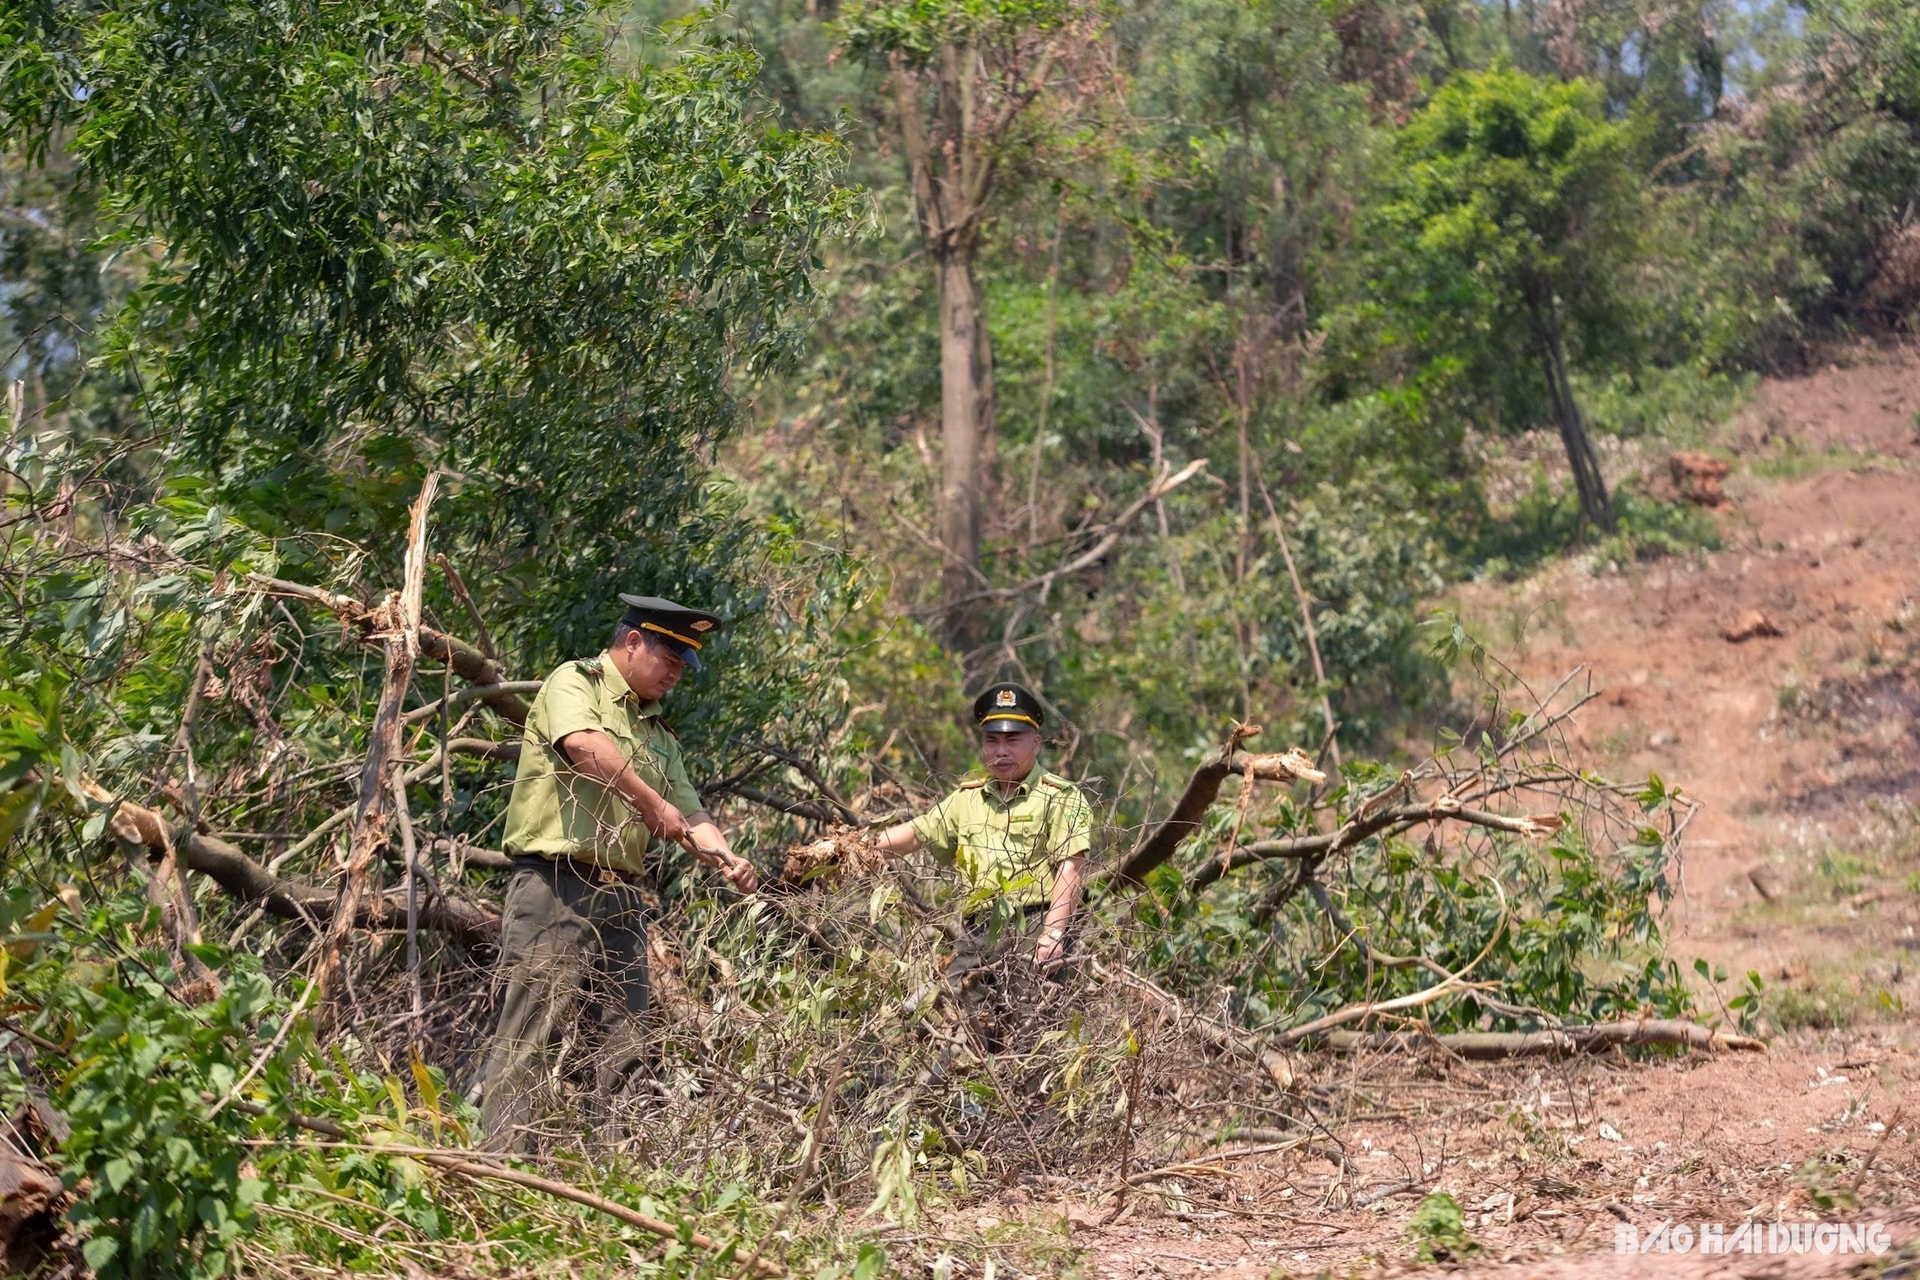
top-left (510, 852), bottom-right (639, 887)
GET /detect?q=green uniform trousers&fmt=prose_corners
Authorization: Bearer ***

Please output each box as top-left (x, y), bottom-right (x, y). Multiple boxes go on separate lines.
top-left (946, 903), bottom-right (1055, 1054)
top-left (477, 856), bottom-right (652, 1153)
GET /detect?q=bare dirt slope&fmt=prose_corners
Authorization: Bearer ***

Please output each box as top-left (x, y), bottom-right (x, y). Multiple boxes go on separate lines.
top-left (1453, 345), bottom-right (1920, 1001)
top-left (906, 345), bottom-right (1920, 1278)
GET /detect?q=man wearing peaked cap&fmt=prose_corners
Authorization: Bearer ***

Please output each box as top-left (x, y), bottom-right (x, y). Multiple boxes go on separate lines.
top-left (874, 682), bottom-right (1092, 1027)
top-left (615, 594), bottom-right (716, 670)
top-left (477, 592), bottom-right (756, 1153)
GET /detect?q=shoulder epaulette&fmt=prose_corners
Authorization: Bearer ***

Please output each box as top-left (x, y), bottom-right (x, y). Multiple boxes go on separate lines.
top-left (575, 655), bottom-right (606, 678)
top-left (958, 778), bottom-right (988, 790)
top-left (1039, 772), bottom-right (1073, 791)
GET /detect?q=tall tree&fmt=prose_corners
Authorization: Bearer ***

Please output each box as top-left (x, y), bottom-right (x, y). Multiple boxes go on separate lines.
top-left (838, 0), bottom-right (1100, 648)
top-left (1366, 67), bottom-right (1646, 531)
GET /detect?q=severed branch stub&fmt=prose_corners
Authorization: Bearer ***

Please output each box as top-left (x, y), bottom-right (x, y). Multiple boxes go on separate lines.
top-left (1111, 725), bottom-right (1323, 887)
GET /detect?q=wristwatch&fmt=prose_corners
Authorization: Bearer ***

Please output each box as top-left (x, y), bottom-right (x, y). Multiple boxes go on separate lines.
top-left (1042, 926), bottom-right (1067, 942)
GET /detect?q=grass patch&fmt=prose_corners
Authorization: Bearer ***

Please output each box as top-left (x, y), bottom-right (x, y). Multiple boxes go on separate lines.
top-left (1746, 440), bottom-right (1891, 480)
top-left (1586, 488), bottom-right (1723, 568)
top-left (1769, 976), bottom-right (1864, 1032)
top-left (1578, 365), bottom-right (1757, 449)
top-left (1466, 482), bottom-right (1721, 582)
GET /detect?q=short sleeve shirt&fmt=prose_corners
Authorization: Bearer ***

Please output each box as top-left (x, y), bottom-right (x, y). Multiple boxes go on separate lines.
top-left (502, 652), bottom-right (702, 875)
top-left (910, 769), bottom-right (1092, 908)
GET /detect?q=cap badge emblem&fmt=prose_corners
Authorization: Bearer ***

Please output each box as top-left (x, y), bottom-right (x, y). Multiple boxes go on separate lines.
top-left (996, 689), bottom-right (1017, 707)
top-left (692, 620), bottom-right (713, 632)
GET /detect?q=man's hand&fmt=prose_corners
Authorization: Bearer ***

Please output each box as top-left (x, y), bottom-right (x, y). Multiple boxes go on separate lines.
top-left (637, 790), bottom-right (693, 848)
top-left (688, 818), bottom-right (757, 894)
top-left (717, 854), bottom-right (758, 894)
top-left (1033, 930), bottom-right (1067, 975)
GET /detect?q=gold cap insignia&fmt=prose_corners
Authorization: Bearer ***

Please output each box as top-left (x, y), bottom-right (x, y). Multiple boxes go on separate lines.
top-left (996, 689), bottom-right (1017, 707)
top-left (692, 619), bottom-right (713, 632)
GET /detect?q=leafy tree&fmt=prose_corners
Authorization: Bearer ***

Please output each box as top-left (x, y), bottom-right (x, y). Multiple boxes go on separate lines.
top-left (1361, 66), bottom-right (1646, 531)
top-left (1, 0), bottom-right (862, 761)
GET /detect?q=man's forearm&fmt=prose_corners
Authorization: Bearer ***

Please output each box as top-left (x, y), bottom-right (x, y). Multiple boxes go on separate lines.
top-left (563, 732), bottom-right (668, 815)
top-left (1043, 855), bottom-right (1087, 934)
top-left (873, 820), bottom-right (922, 856)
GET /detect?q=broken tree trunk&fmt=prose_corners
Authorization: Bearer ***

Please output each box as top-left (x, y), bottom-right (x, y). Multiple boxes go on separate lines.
top-left (315, 477), bottom-right (437, 1024)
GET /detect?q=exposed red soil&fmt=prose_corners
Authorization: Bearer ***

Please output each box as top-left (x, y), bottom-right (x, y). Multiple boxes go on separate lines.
top-left (914, 344), bottom-right (1920, 1277)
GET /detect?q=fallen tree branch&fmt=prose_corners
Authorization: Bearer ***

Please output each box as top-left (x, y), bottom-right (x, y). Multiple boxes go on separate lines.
top-left (222, 1101), bottom-right (781, 1277)
top-left (1324, 1020), bottom-right (1766, 1058)
top-left (1124, 1141), bottom-right (1300, 1186)
top-left (252, 575), bottom-right (530, 726)
top-left (1270, 978), bottom-right (1487, 1048)
top-left (184, 827), bottom-right (499, 948)
top-left (61, 777), bottom-right (501, 947)
top-left (1306, 878), bottom-right (1557, 1026)
top-left (1089, 960), bottom-right (1293, 1091)
top-left (1112, 737), bottom-right (1323, 886)
top-left (1187, 798), bottom-right (1564, 892)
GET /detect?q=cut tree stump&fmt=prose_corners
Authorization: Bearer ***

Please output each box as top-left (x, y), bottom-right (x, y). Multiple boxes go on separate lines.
top-left (1669, 451), bottom-right (1731, 506)
top-left (0, 1144), bottom-right (62, 1273)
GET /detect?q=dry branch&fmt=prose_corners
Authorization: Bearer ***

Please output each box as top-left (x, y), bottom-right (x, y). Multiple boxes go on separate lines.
top-left (316, 476), bottom-right (437, 1022)
top-left (72, 777), bottom-right (220, 996)
top-left (1325, 1020), bottom-right (1765, 1058)
top-left (222, 1102), bottom-right (782, 1277)
top-left (185, 827), bottom-right (499, 947)
top-left (251, 575), bottom-right (530, 725)
top-left (1113, 735), bottom-right (1323, 886)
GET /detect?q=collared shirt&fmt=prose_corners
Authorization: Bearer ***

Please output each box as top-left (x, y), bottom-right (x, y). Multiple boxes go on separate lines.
top-left (502, 652), bottom-right (702, 875)
top-left (909, 768), bottom-right (1092, 908)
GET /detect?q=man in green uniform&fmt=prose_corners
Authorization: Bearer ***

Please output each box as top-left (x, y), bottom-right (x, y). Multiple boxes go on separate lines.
top-left (873, 683), bottom-right (1091, 1048)
top-left (477, 595), bottom-right (757, 1153)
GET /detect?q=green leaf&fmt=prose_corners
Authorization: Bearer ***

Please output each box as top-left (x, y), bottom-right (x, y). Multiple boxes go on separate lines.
top-left (82, 1235), bottom-right (120, 1271)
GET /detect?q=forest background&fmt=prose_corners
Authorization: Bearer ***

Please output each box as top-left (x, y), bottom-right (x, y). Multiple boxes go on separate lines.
top-left (2, 0), bottom-right (1918, 1274)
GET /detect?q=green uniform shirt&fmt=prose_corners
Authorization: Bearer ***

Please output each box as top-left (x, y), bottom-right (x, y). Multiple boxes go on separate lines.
top-left (502, 652), bottom-right (702, 875)
top-left (910, 769), bottom-right (1092, 908)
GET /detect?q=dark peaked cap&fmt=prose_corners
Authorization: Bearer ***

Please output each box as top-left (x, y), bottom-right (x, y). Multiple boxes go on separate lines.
top-left (618, 594), bottom-right (721, 670)
top-left (973, 682), bottom-right (1045, 730)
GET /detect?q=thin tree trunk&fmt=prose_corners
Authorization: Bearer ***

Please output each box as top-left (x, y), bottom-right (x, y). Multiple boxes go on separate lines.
top-left (1529, 290), bottom-right (1614, 533)
top-left (938, 243), bottom-right (988, 649)
top-left (1024, 204), bottom-right (1065, 547)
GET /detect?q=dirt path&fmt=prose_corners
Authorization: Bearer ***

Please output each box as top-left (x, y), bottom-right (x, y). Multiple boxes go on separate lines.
top-left (1452, 343), bottom-right (1920, 1011)
top-left (906, 345), bottom-right (1920, 1277)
